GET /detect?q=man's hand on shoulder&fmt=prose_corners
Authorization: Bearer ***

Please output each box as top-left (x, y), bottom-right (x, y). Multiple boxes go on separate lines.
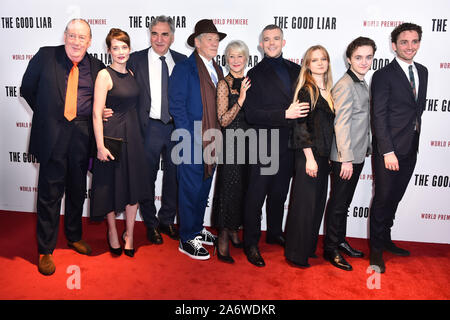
top-left (285, 101), bottom-right (309, 119)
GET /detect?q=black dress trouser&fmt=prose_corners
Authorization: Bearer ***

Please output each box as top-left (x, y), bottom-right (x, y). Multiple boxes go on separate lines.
top-left (138, 119), bottom-right (178, 229)
top-left (369, 134), bottom-right (418, 250)
top-left (285, 152), bottom-right (330, 265)
top-left (324, 161), bottom-right (364, 252)
top-left (37, 118), bottom-right (91, 254)
top-left (243, 150), bottom-right (294, 249)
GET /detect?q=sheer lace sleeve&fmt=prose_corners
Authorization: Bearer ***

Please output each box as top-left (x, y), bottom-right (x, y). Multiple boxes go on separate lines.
top-left (216, 79), bottom-right (241, 128)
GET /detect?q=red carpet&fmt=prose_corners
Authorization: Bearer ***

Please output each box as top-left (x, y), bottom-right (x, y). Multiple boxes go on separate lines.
top-left (0, 210), bottom-right (449, 300)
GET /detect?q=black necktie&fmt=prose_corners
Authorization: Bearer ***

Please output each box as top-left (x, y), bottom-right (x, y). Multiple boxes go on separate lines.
top-left (160, 56), bottom-right (170, 124)
top-left (408, 65), bottom-right (417, 101)
top-left (408, 65), bottom-right (420, 132)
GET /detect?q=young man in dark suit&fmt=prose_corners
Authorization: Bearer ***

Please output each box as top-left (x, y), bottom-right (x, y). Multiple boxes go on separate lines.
top-left (123, 16), bottom-right (187, 245)
top-left (369, 23), bottom-right (428, 273)
top-left (20, 19), bottom-right (105, 275)
top-left (242, 24), bottom-right (309, 267)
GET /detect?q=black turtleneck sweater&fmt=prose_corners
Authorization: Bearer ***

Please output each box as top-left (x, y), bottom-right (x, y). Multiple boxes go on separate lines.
top-left (265, 54), bottom-right (291, 92)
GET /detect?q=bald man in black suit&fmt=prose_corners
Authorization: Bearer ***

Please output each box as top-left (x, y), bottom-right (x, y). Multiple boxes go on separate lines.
top-left (21, 19), bottom-right (105, 275)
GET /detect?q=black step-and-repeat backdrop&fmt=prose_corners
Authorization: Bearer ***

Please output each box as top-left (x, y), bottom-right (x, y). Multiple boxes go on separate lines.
top-left (1, 0), bottom-right (449, 244)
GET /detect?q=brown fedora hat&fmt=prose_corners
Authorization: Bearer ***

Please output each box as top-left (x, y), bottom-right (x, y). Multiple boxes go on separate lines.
top-left (187, 19), bottom-right (227, 47)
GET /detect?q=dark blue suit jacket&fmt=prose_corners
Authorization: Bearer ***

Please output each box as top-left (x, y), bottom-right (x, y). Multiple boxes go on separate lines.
top-left (169, 52), bottom-right (205, 141)
top-left (371, 58), bottom-right (428, 158)
top-left (20, 45), bottom-right (105, 165)
top-left (127, 47), bottom-right (187, 137)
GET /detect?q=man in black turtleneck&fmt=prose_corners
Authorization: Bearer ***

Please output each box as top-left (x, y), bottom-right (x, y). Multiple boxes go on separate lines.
top-left (242, 24), bottom-right (309, 267)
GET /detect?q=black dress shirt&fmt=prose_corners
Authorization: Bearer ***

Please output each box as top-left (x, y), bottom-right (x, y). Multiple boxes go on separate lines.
top-left (64, 53), bottom-right (93, 117)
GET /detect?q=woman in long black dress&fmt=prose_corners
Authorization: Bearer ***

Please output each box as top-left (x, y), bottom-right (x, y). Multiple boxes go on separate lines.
top-left (212, 40), bottom-right (251, 263)
top-left (91, 29), bottom-right (150, 257)
top-left (285, 45), bottom-right (335, 267)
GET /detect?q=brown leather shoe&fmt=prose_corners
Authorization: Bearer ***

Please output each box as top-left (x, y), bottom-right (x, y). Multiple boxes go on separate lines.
top-left (68, 240), bottom-right (92, 255)
top-left (38, 254), bottom-right (56, 276)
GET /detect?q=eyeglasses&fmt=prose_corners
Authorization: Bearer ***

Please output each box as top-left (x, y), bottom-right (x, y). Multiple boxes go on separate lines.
top-left (65, 32), bottom-right (90, 43)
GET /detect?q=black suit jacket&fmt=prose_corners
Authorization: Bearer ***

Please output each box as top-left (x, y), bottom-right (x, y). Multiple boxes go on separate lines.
top-left (244, 56), bottom-right (301, 154)
top-left (127, 47), bottom-right (187, 137)
top-left (20, 45), bottom-right (105, 165)
top-left (371, 58), bottom-right (428, 158)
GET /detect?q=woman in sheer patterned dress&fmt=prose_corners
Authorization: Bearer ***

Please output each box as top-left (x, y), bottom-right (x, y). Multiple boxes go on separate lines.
top-left (212, 40), bottom-right (251, 263)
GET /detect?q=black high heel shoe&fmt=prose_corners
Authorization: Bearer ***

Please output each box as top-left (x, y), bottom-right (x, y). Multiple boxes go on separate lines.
top-left (107, 230), bottom-right (122, 256)
top-left (213, 238), bottom-right (234, 264)
top-left (122, 231), bottom-right (135, 257)
top-left (228, 230), bottom-right (243, 248)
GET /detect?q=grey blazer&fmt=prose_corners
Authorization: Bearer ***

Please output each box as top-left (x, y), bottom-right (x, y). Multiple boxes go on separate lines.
top-left (330, 70), bottom-right (371, 164)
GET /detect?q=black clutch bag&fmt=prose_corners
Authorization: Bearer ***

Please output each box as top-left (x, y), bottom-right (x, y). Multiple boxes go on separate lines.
top-left (104, 136), bottom-right (124, 161)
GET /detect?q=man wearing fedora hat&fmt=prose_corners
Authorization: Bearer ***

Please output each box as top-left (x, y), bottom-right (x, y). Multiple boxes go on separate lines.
top-left (169, 19), bottom-right (226, 260)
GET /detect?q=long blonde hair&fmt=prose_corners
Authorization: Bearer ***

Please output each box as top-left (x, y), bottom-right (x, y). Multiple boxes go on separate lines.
top-left (293, 45), bottom-right (334, 112)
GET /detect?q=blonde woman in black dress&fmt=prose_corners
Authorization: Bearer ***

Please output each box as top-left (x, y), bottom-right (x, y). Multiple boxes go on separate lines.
top-left (212, 40), bottom-right (251, 263)
top-left (285, 45), bottom-right (335, 268)
top-left (91, 29), bottom-right (150, 257)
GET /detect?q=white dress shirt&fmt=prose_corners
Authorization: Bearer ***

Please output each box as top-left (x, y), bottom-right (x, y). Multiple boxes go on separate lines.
top-left (147, 47), bottom-right (176, 119)
top-left (198, 53), bottom-right (218, 87)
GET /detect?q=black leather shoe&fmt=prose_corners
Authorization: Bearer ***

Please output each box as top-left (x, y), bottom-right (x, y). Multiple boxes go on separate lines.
top-left (266, 234), bottom-right (285, 247)
top-left (384, 242), bottom-right (410, 256)
top-left (245, 246), bottom-right (265, 267)
top-left (369, 249), bottom-right (385, 273)
top-left (147, 227), bottom-right (163, 245)
top-left (158, 223), bottom-right (179, 241)
top-left (324, 249), bottom-right (352, 271)
top-left (286, 258), bottom-right (310, 269)
top-left (338, 240), bottom-right (364, 258)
